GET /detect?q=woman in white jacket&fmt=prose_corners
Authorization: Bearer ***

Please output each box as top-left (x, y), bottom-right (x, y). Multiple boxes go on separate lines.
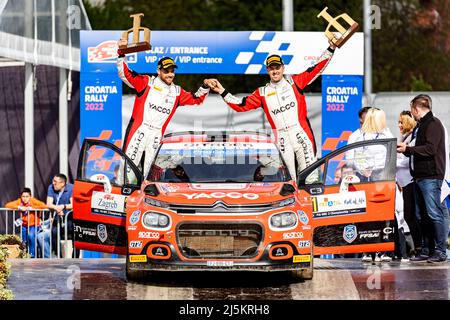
top-left (396, 111), bottom-right (421, 253)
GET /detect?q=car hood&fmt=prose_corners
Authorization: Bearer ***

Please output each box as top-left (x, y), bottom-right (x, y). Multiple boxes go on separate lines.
top-left (152, 182), bottom-right (292, 205)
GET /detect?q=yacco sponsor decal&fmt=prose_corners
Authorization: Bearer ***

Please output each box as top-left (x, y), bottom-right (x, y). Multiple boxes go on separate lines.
top-left (129, 255), bottom-right (147, 263)
top-left (298, 240), bottom-right (311, 248)
top-left (91, 191), bottom-right (127, 218)
top-left (190, 183), bottom-right (248, 190)
top-left (313, 220), bottom-right (395, 247)
top-left (297, 210), bottom-right (309, 225)
top-left (129, 241), bottom-right (143, 249)
top-left (282, 232), bottom-right (304, 240)
top-left (129, 210), bottom-right (141, 226)
top-left (181, 192), bottom-right (259, 200)
top-left (74, 220), bottom-right (127, 246)
top-left (138, 231), bottom-right (160, 239)
top-left (312, 190), bottom-right (366, 218)
top-left (293, 255), bottom-right (311, 263)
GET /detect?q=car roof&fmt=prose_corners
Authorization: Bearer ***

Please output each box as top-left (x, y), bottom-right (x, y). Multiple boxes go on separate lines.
top-left (161, 131), bottom-right (275, 144)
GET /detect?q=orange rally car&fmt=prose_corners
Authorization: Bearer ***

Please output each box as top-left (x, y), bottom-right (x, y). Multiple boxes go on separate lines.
top-left (73, 131), bottom-right (397, 281)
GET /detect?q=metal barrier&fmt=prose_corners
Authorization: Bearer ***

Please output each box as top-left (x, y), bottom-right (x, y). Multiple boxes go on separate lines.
top-left (0, 208), bottom-right (78, 259)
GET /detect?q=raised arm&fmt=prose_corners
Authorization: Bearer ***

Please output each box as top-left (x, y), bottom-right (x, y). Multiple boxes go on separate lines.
top-left (116, 40), bottom-right (149, 93)
top-left (292, 45), bottom-right (335, 90)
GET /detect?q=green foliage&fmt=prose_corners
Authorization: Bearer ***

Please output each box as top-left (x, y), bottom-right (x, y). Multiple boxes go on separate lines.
top-left (0, 235), bottom-right (23, 246)
top-left (410, 74), bottom-right (433, 91)
top-left (0, 247), bottom-right (13, 300)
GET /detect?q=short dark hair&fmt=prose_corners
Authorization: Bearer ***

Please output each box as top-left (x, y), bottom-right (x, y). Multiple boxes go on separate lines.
top-left (358, 107), bottom-right (371, 119)
top-left (411, 94), bottom-right (432, 110)
top-left (54, 173), bottom-right (67, 184)
top-left (20, 187), bottom-right (32, 196)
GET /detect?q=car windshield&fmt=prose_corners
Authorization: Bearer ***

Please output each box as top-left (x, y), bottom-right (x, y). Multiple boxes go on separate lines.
top-left (148, 141), bottom-right (290, 183)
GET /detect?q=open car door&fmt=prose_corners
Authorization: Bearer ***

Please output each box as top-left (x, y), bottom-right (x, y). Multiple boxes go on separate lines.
top-left (73, 139), bottom-right (143, 255)
top-left (297, 138), bottom-right (397, 256)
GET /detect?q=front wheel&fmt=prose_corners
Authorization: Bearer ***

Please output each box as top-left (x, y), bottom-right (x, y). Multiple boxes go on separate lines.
top-left (291, 259), bottom-right (314, 280)
top-left (125, 256), bottom-right (148, 282)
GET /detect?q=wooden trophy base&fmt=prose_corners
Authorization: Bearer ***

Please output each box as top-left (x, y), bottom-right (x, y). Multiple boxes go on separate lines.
top-left (334, 23), bottom-right (359, 48)
top-left (119, 42), bottom-right (152, 54)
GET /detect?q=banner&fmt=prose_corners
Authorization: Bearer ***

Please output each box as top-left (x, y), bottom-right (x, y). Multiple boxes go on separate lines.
top-left (81, 30), bottom-right (363, 75)
top-left (321, 75), bottom-right (364, 157)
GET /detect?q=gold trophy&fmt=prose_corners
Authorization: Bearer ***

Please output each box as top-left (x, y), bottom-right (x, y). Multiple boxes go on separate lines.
top-left (317, 7), bottom-right (359, 48)
top-left (119, 13), bottom-right (151, 54)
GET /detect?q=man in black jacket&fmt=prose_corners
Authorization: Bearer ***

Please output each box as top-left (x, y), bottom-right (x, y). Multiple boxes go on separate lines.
top-left (397, 94), bottom-right (449, 263)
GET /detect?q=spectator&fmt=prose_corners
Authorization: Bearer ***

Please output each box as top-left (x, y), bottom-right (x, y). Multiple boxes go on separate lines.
top-left (396, 110), bottom-right (422, 254)
top-left (45, 173), bottom-right (75, 258)
top-left (397, 94), bottom-right (449, 263)
top-left (4, 188), bottom-right (47, 258)
top-left (394, 184), bottom-right (411, 262)
top-left (347, 108), bottom-right (394, 262)
top-left (347, 108), bottom-right (394, 183)
top-left (347, 106), bottom-right (371, 146)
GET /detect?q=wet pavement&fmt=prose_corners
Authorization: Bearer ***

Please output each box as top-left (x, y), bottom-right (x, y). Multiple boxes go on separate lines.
top-left (6, 258), bottom-right (450, 300)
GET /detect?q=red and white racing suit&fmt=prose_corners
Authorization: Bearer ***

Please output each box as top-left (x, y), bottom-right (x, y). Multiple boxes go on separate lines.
top-left (220, 47), bottom-right (334, 180)
top-left (117, 56), bottom-right (210, 178)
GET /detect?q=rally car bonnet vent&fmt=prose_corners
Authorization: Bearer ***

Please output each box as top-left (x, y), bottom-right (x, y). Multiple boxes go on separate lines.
top-left (169, 201), bottom-right (275, 214)
top-left (177, 223), bottom-right (263, 259)
top-left (144, 184), bottom-right (159, 197)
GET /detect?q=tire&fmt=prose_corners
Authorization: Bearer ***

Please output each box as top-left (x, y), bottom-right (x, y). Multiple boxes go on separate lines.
top-left (291, 259), bottom-right (314, 280)
top-left (125, 257), bottom-right (148, 282)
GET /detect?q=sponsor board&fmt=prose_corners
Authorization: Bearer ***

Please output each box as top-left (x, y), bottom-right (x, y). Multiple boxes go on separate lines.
top-left (91, 191), bottom-right (127, 218)
top-left (293, 255), bottom-right (311, 263)
top-left (312, 190), bottom-right (366, 218)
top-left (129, 255), bottom-right (147, 263)
top-left (158, 183), bottom-right (179, 193)
top-left (313, 220), bottom-right (395, 247)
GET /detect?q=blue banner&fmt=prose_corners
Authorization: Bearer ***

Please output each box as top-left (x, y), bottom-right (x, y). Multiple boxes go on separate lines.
top-left (321, 75), bottom-right (363, 157)
top-left (80, 73), bottom-right (123, 145)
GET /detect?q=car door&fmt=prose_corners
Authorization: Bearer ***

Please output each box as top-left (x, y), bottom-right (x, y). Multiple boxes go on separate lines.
top-left (73, 139), bottom-right (143, 255)
top-left (297, 138), bottom-right (397, 255)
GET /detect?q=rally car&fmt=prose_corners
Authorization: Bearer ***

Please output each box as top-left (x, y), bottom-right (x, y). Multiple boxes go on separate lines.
top-left (73, 131), bottom-right (397, 281)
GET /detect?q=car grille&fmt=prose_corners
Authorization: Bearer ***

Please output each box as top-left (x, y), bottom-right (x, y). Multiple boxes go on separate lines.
top-left (168, 201), bottom-right (274, 214)
top-left (177, 223), bottom-right (263, 259)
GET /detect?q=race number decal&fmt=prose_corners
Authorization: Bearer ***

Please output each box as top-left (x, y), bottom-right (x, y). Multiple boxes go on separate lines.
top-left (91, 191), bottom-right (127, 218)
top-left (312, 190), bottom-right (366, 218)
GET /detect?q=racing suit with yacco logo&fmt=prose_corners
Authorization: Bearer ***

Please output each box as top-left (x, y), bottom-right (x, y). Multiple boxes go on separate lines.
top-left (117, 55), bottom-right (210, 178)
top-left (219, 47), bottom-right (334, 180)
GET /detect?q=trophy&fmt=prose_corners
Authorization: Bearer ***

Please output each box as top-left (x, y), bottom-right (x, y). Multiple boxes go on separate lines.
top-left (317, 7), bottom-right (359, 48)
top-left (119, 13), bottom-right (151, 54)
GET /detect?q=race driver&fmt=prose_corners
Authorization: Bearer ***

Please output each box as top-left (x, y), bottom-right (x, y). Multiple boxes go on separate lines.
top-left (208, 42), bottom-right (337, 181)
top-left (117, 39), bottom-right (214, 178)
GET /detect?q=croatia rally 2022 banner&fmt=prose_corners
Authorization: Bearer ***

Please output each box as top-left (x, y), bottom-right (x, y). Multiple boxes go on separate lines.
top-left (321, 75), bottom-right (364, 157)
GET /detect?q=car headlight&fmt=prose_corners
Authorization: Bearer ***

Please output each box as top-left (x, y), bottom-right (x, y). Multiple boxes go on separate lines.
top-left (270, 212), bottom-right (297, 229)
top-left (277, 197), bottom-right (295, 207)
top-left (142, 212), bottom-right (170, 229)
top-left (144, 197), bottom-right (169, 208)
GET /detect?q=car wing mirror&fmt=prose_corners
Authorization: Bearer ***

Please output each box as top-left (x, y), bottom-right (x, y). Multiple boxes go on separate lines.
top-left (90, 174), bottom-right (112, 194)
top-left (339, 174), bottom-right (360, 193)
